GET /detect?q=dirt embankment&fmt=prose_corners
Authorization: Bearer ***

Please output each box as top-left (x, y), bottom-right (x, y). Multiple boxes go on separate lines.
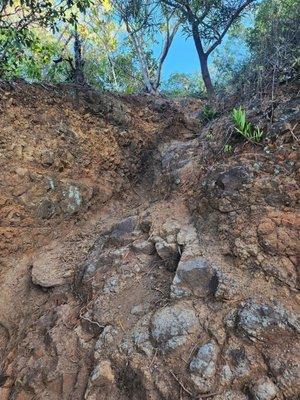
top-left (0, 81), bottom-right (299, 400)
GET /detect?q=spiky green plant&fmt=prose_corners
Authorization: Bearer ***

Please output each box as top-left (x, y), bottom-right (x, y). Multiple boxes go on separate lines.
top-left (199, 104), bottom-right (218, 123)
top-left (224, 144), bottom-right (233, 153)
top-left (232, 107), bottom-right (263, 143)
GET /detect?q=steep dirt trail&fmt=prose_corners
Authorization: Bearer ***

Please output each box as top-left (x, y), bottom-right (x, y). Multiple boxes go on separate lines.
top-left (0, 82), bottom-right (299, 400)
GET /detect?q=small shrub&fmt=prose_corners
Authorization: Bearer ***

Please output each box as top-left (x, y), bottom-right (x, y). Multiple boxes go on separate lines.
top-left (199, 104), bottom-right (218, 123)
top-left (224, 144), bottom-right (233, 153)
top-left (232, 106), bottom-right (263, 143)
top-left (205, 132), bottom-right (213, 140)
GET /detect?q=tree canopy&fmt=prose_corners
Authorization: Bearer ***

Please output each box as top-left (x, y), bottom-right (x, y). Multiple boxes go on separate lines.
top-left (0, 0), bottom-right (298, 97)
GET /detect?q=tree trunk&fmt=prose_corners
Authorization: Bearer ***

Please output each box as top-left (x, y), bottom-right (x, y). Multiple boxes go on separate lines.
top-left (131, 32), bottom-right (156, 94)
top-left (199, 53), bottom-right (214, 97)
top-left (124, 21), bottom-right (156, 94)
top-left (74, 28), bottom-right (85, 84)
top-left (107, 52), bottom-right (119, 91)
top-left (191, 24), bottom-right (215, 97)
top-left (153, 19), bottom-right (181, 92)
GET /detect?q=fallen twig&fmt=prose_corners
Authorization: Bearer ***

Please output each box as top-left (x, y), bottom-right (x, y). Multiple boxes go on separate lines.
top-left (170, 371), bottom-right (194, 397)
top-left (148, 348), bottom-right (158, 369)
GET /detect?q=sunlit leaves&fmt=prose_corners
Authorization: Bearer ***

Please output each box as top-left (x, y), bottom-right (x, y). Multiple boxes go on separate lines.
top-left (102, 0), bottom-right (112, 12)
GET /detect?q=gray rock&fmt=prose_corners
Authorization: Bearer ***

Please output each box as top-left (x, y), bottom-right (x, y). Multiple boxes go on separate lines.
top-left (266, 349), bottom-right (300, 398)
top-left (94, 326), bottom-right (117, 359)
top-left (177, 225), bottom-right (198, 246)
top-left (37, 199), bottom-right (55, 219)
top-left (160, 139), bottom-right (200, 173)
top-left (132, 315), bottom-right (153, 356)
top-left (170, 256), bottom-right (216, 299)
top-left (139, 218), bottom-right (152, 233)
top-left (108, 216), bottom-right (138, 245)
top-left (213, 390), bottom-right (248, 400)
top-left (203, 166), bottom-right (252, 212)
top-left (90, 360), bottom-right (115, 386)
top-left (40, 150), bottom-right (54, 167)
top-left (269, 98), bottom-right (300, 136)
top-left (150, 303), bottom-right (199, 352)
top-left (130, 303), bottom-right (151, 316)
top-left (81, 234), bottom-right (108, 279)
top-left (250, 377), bottom-right (278, 400)
top-left (153, 236), bottom-right (180, 271)
top-left (219, 364), bottom-right (233, 385)
top-left (215, 166), bottom-right (251, 193)
top-left (214, 271), bottom-right (238, 301)
top-left (131, 240), bottom-right (155, 255)
top-left (103, 276), bottom-right (119, 294)
top-left (61, 184), bottom-right (83, 214)
top-left (161, 219), bottom-right (181, 236)
top-left (83, 243), bottom-right (133, 281)
top-left (227, 346), bottom-right (251, 379)
top-left (189, 341), bottom-right (219, 392)
top-left (227, 301), bottom-right (300, 340)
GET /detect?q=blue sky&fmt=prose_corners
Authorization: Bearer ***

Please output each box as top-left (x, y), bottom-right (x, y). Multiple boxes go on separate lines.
top-left (163, 36), bottom-right (199, 77)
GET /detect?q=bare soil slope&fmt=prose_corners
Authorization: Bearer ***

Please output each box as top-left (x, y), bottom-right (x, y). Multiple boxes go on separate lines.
top-left (0, 81), bottom-right (299, 400)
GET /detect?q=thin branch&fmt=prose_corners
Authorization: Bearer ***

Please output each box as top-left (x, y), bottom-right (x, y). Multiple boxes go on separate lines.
top-left (206, 0), bottom-right (256, 56)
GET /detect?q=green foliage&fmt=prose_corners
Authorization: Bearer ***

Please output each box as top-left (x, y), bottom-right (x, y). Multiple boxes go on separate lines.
top-left (199, 104), bottom-right (218, 124)
top-left (162, 72), bottom-right (205, 98)
top-left (0, 0), bottom-right (92, 79)
top-left (232, 107), bottom-right (263, 143)
top-left (204, 132), bottom-right (213, 140)
top-left (0, 0), bottom-right (297, 98)
top-left (160, 0), bottom-right (257, 95)
top-left (224, 144), bottom-right (233, 153)
top-left (224, 0), bottom-right (300, 96)
top-left (247, 0), bottom-right (299, 77)
top-left (0, 0), bottom-right (92, 30)
top-left (0, 27), bottom-right (68, 80)
top-left (0, 0), bottom-right (144, 91)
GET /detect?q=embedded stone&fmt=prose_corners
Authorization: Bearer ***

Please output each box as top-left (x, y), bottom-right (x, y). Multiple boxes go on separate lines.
top-left (250, 377), bottom-right (278, 400)
top-left (171, 256), bottom-right (216, 299)
top-left (189, 341), bottom-right (219, 392)
top-left (31, 250), bottom-right (73, 288)
top-left (131, 240), bottom-right (155, 255)
top-left (90, 360), bottom-right (115, 386)
top-left (226, 301), bottom-right (300, 340)
top-left (150, 303), bottom-right (199, 352)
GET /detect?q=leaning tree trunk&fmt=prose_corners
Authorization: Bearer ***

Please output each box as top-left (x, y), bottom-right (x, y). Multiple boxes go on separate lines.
top-left (126, 24), bottom-right (156, 94)
top-left (153, 19), bottom-right (181, 92)
top-left (74, 28), bottom-right (85, 85)
top-left (132, 34), bottom-right (156, 94)
top-left (192, 24), bottom-right (215, 97)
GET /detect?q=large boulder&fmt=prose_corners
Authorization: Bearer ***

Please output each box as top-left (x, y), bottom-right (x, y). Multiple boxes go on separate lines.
top-left (150, 303), bottom-right (199, 352)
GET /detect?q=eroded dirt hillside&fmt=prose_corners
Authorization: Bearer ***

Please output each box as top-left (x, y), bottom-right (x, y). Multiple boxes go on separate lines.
top-left (0, 81), bottom-right (299, 400)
